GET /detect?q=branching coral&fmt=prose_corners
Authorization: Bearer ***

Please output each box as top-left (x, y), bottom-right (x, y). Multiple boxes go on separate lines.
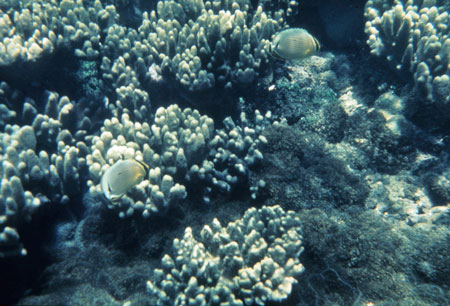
top-left (0, 0), bottom-right (117, 66)
top-left (147, 205), bottom-right (304, 305)
top-left (365, 0), bottom-right (450, 112)
top-left (86, 104), bottom-right (268, 218)
top-left (0, 87), bottom-right (90, 258)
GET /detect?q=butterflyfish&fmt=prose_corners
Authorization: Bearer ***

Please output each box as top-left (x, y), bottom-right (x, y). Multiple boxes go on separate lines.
top-left (269, 28), bottom-right (321, 61)
top-left (101, 159), bottom-right (149, 203)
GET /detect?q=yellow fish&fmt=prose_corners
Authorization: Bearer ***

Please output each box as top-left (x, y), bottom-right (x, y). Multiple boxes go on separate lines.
top-left (269, 28), bottom-right (321, 61)
top-left (101, 159), bottom-right (149, 203)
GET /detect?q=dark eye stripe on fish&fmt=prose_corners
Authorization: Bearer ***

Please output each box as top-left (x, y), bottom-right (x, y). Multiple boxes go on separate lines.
top-left (135, 159), bottom-right (150, 172)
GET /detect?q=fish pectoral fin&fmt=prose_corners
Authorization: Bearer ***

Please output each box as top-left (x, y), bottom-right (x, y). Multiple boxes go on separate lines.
top-left (110, 194), bottom-right (124, 204)
top-left (269, 50), bottom-right (284, 61)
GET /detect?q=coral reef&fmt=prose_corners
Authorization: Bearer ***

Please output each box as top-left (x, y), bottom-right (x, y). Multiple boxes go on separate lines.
top-left (139, 0), bottom-right (284, 92)
top-left (364, 0), bottom-right (450, 113)
top-left (0, 84), bottom-right (91, 258)
top-left (0, 1), bottom-right (449, 305)
top-left (297, 208), bottom-right (450, 305)
top-left (86, 104), bottom-right (268, 218)
top-left (252, 55), bottom-right (449, 303)
top-left (0, 0), bottom-right (295, 114)
top-left (0, 0), bottom-right (117, 66)
top-left (146, 205), bottom-right (304, 305)
top-left (97, 0), bottom-right (289, 113)
top-left (255, 51), bottom-right (449, 226)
